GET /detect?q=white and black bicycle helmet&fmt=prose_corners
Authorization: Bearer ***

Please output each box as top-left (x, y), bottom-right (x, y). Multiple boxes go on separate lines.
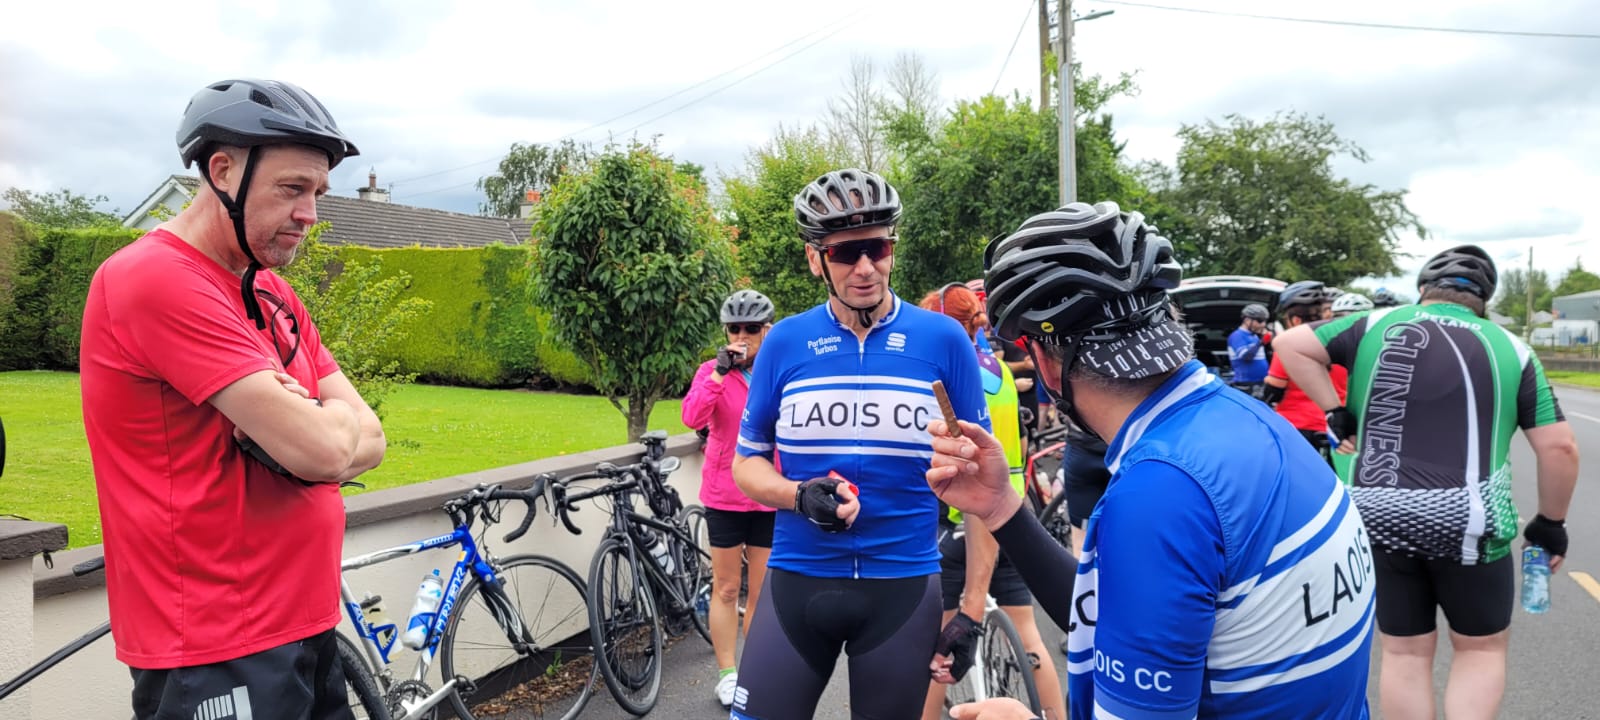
top-left (1331, 293), bottom-right (1374, 315)
top-left (721, 290), bottom-right (775, 324)
top-left (792, 168), bottom-right (901, 243)
top-left (1417, 244), bottom-right (1497, 299)
top-left (176, 79), bottom-right (358, 330)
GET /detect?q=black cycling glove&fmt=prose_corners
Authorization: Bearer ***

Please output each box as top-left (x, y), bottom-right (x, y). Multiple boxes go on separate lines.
top-left (794, 478), bottom-right (849, 533)
top-left (934, 612), bottom-right (983, 681)
top-left (714, 346), bottom-right (740, 376)
top-left (1261, 383), bottom-right (1286, 407)
top-left (1325, 406), bottom-right (1359, 444)
top-left (1523, 514), bottom-right (1568, 557)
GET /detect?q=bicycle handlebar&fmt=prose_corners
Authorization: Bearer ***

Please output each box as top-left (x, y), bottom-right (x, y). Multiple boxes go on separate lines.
top-left (545, 462), bottom-right (647, 537)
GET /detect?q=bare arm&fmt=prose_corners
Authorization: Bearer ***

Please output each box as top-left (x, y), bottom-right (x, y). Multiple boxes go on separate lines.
top-left (1272, 325), bottom-right (1340, 409)
top-left (317, 370), bottom-right (386, 484)
top-left (1524, 421), bottom-right (1579, 522)
top-left (210, 370), bottom-right (362, 484)
top-left (960, 516), bottom-right (999, 622)
top-left (733, 453), bottom-right (799, 511)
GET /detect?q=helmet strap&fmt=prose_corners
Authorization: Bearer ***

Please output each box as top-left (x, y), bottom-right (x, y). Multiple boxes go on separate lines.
top-left (816, 250), bottom-right (882, 330)
top-left (1028, 336), bottom-right (1097, 440)
top-left (198, 145), bottom-right (268, 330)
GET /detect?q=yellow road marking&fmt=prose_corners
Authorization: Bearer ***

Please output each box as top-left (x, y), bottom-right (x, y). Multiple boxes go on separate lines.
top-left (1570, 571), bottom-right (1600, 605)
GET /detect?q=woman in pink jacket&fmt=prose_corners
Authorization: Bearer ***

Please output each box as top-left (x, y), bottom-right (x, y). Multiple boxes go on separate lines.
top-left (681, 289), bottom-right (778, 708)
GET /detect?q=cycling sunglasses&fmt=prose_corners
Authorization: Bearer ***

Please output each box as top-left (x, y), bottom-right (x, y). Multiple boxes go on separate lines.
top-left (811, 236), bottom-right (896, 265)
top-left (255, 288), bottom-right (300, 367)
top-left (726, 323), bottom-right (765, 335)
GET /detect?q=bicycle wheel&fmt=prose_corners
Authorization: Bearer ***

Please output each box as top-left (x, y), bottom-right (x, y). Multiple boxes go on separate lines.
top-left (336, 632), bottom-right (390, 720)
top-left (440, 554), bottom-right (597, 720)
top-left (1037, 491), bottom-right (1074, 551)
top-left (587, 537), bottom-right (663, 716)
top-left (681, 505), bottom-right (714, 644)
top-left (978, 610), bottom-right (1042, 713)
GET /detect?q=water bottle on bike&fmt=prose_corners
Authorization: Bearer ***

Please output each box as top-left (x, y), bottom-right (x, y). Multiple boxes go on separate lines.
top-left (403, 569), bottom-right (444, 649)
top-left (641, 529), bottom-right (676, 575)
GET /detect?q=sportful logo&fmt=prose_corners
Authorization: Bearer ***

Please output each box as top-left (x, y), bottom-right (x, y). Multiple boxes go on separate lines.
top-left (193, 686), bottom-right (252, 720)
top-left (733, 685), bottom-right (750, 709)
top-left (886, 332), bottom-right (907, 351)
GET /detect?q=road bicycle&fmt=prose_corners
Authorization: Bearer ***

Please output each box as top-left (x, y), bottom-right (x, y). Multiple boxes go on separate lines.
top-left (545, 430), bottom-right (712, 716)
top-left (1023, 424), bottom-right (1074, 550)
top-left (338, 481), bottom-right (595, 720)
top-left (941, 594), bottom-right (1043, 716)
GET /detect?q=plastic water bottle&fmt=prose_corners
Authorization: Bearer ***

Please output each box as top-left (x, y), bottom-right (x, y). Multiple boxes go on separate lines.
top-left (403, 570), bottom-right (445, 649)
top-left (643, 531), bottom-right (676, 575)
top-left (1521, 546), bottom-right (1551, 614)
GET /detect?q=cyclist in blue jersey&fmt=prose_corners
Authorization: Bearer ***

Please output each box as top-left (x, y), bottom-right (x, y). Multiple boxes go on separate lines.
top-left (924, 201), bottom-right (1375, 720)
top-left (731, 168), bottom-right (993, 720)
top-left (1227, 303), bottom-right (1271, 397)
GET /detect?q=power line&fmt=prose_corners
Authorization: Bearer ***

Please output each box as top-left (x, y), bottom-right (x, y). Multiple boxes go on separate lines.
top-left (390, 11), bottom-right (865, 193)
top-left (992, 0), bottom-right (1038, 95)
top-left (1095, 0), bottom-right (1600, 40)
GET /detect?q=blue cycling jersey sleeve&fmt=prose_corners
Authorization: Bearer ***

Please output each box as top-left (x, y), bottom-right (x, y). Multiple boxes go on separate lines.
top-left (736, 318), bottom-right (787, 461)
top-left (1075, 460), bottom-right (1223, 720)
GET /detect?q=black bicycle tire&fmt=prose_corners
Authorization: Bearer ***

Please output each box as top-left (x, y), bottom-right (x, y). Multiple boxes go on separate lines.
top-left (440, 554), bottom-right (597, 720)
top-left (587, 537), bottom-right (663, 716)
top-left (336, 632), bottom-right (391, 720)
top-left (1036, 491), bottom-right (1074, 550)
top-left (982, 609), bottom-right (1042, 713)
top-left (680, 505), bottom-right (714, 644)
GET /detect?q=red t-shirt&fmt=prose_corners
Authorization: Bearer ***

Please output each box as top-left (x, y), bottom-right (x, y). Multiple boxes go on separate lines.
top-left (80, 230), bottom-right (345, 669)
top-left (1267, 354), bottom-right (1348, 432)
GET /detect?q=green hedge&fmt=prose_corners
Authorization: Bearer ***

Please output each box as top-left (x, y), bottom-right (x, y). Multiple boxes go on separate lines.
top-left (0, 222), bottom-right (140, 370)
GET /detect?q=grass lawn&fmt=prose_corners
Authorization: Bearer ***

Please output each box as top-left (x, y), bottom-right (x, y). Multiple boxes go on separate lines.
top-left (1, 371), bottom-right (689, 549)
top-left (1546, 370), bottom-right (1600, 390)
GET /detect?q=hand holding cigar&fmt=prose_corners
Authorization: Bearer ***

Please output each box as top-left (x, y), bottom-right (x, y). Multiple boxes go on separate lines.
top-left (931, 380), bottom-right (963, 438)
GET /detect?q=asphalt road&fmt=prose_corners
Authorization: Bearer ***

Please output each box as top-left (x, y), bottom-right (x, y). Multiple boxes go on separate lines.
top-left (560, 384), bottom-right (1600, 719)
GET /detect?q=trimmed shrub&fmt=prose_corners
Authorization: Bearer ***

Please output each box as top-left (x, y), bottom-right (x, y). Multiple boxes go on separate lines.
top-left (0, 224), bottom-right (140, 370)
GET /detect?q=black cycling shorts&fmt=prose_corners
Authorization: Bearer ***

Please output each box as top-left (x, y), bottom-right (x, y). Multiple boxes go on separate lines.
top-left (130, 628), bottom-right (353, 720)
top-left (704, 508), bottom-right (776, 549)
top-left (1060, 443), bottom-right (1111, 527)
top-left (731, 568), bottom-right (941, 720)
top-left (938, 529), bottom-right (1032, 610)
top-left (1373, 550), bottom-right (1514, 637)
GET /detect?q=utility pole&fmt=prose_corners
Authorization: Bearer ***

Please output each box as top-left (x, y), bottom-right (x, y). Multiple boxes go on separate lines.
top-left (1057, 0), bottom-right (1075, 206)
top-left (1525, 246), bottom-right (1535, 341)
top-left (1038, 0), bottom-right (1051, 112)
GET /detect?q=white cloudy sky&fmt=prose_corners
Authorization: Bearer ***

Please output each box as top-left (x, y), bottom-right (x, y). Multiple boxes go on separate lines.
top-left (1, 0), bottom-right (1595, 289)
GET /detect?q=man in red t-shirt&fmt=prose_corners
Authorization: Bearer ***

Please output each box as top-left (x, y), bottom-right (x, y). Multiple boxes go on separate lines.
top-left (1263, 280), bottom-right (1346, 464)
top-left (79, 79), bottom-right (385, 720)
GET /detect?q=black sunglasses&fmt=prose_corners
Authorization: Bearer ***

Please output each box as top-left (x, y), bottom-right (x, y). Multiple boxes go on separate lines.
top-left (726, 323), bottom-right (765, 335)
top-left (255, 288), bottom-right (301, 367)
top-left (812, 236), bottom-right (895, 265)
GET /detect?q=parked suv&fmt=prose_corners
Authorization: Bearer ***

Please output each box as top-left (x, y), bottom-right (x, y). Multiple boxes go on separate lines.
top-left (1171, 275), bottom-right (1286, 381)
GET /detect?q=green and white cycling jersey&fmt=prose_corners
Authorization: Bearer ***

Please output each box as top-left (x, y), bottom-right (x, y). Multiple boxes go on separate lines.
top-left (1314, 302), bottom-right (1564, 564)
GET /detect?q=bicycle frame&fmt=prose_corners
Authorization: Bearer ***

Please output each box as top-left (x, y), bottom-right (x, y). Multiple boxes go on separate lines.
top-left (339, 522), bottom-right (509, 718)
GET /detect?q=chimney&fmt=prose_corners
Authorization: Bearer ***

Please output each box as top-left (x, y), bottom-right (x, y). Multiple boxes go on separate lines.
top-left (518, 189), bottom-right (542, 219)
top-left (358, 168), bottom-right (390, 203)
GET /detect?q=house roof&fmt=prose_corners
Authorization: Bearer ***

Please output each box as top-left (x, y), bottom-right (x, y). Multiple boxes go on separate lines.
top-left (122, 175), bottom-right (532, 249)
top-left (1555, 289), bottom-right (1600, 301)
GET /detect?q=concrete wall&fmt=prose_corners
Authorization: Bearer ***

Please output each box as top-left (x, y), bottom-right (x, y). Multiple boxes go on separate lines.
top-left (6, 434), bottom-right (706, 720)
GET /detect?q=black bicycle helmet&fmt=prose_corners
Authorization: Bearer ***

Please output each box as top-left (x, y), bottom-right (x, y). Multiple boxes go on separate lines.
top-left (984, 201), bottom-right (1182, 343)
top-left (721, 290), bottom-right (775, 323)
top-left (1417, 244), bottom-right (1497, 299)
top-left (1371, 287), bottom-right (1401, 307)
top-left (176, 79), bottom-right (357, 331)
top-left (1241, 304), bottom-right (1270, 322)
top-left (793, 168), bottom-right (901, 242)
top-left (177, 79), bottom-right (359, 169)
top-left (1279, 280), bottom-right (1326, 310)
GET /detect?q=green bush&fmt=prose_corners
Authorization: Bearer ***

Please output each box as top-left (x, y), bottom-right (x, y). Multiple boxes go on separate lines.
top-left (0, 224), bottom-right (140, 370)
top-left (0, 212), bottom-right (30, 315)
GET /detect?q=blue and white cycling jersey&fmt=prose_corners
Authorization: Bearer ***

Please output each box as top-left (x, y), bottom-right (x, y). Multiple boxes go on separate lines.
top-left (737, 294), bottom-right (990, 579)
top-left (1227, 327), bottom-right (1268, 383)
top-left (1066, 360), bottom-right (1373, 719)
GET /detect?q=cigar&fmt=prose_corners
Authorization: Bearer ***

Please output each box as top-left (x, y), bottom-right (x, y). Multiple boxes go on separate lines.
top-left (931, 380), bottom-right (963, 438)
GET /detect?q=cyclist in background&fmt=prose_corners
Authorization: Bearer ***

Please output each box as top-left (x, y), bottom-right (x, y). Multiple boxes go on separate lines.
top-left (1322, 286), bottom-right (1346, 320)
top-left (917, 283), bottom-right (1066, 720)
top-left (1331, 293), bottom-right (1374, 318)
top-left (927, 201), bottom-right (1373, 720)
top-left (1227, 303), bottom-right (1271, 397)
top-left (731, 168), bottom-right (992, 720)
top-left (681, 289), bottom-right (781, 708)
top-left (1262, 280), bottom-right (1345, 464)
top-left (1274, 245), bottom-right (1578, 720)
top-left (80, 79), bottom-right (385, 719)
top-left (1371, 287), bottom-right (1403, 308)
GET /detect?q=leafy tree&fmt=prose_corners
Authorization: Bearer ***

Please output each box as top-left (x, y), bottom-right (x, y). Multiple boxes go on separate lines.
top-left (1550, 258), bottom-right (1600, 303)
top-left (1152, 113), bottom-right (1423, 284)
top-left (476, 140), bottom-right (593, 218)
top-left (722, 125), bottom-right (848, 317)
top-left (532, 142), bottom-right (735, 441)
top-left (279, 223), bottom-right (432, 418)
top-left (1, 187), bottom-right (119, 228)
top-left (1494, 267), bottom-right (1552, 326)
